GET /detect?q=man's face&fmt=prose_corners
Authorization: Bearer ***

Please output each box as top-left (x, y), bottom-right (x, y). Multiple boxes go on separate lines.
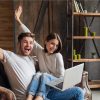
top-left (19, 37), bottom-right (34, 56)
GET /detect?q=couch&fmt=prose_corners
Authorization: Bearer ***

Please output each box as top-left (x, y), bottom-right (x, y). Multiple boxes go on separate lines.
top-left (0, 62), bottom-right (92, 100)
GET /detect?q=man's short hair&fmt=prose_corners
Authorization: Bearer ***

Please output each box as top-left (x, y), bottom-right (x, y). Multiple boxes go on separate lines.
top-left (18, 32), bottom-right (35, 42)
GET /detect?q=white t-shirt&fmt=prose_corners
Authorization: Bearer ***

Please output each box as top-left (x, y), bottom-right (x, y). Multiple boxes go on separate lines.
top-left (2, 50), bottom-right (36, 100)
top-left (20, 24), bottom-right (65, 78)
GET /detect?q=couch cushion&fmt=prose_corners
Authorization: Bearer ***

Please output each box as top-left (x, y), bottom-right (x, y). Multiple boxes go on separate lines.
top-left (0, 62), bottom-right (11, 89)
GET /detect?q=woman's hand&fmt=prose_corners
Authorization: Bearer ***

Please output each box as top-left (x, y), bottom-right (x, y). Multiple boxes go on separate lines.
top-left (15, 5), bottom-right (23, 25)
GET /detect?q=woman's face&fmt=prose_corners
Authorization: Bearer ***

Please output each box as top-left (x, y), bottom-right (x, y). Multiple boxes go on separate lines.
top-left (45, 39), bottom-right (59, 54)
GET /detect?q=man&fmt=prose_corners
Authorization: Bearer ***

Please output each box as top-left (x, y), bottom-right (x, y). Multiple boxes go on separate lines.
top-left (0, 32), bottom-right (36, 100)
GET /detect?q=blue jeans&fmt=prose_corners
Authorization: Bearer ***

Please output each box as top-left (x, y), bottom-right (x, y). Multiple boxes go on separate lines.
top-left (27, 72), bottom-right (42, 96)
top-left (27, 72), bottom-right (56, 99)
top-left (27, 73), bottom-right (84, 100)
top-left (47, 87), bottom-right (84, 100)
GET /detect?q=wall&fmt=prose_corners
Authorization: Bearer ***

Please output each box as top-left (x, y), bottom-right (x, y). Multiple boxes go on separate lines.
top-left (14, 0), bottom-right (69, 68)
top-left (0, 0), bottom-right (14, 51)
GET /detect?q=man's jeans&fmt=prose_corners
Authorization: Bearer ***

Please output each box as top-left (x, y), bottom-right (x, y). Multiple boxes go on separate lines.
top-left (27, 73), bottom-right (84, 100)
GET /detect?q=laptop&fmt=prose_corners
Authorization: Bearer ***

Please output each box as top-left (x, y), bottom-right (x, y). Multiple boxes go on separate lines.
top-left (46, 63), bottom-right (84, 91)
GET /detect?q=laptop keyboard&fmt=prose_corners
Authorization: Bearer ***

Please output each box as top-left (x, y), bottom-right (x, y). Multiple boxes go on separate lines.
top-left (55, 82), bottom-right (63, 89)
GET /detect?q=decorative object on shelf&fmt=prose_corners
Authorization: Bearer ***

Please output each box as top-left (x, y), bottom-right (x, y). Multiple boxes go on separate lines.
top-left (77, 54), bottom-right (81, 59)
top-left (73, 49), bottom-right (76, 55)
top-left (73, 49), bottom-right (81, 60)
top-left (92, 32), bottom-right (96, 36)
top-left (91, 52), bottom-right (97, 58)
top-left (84, 10), bottom-right (87, 13)
top-left (84, 27), bottom-right (88, 36)
top-left (95, 10), bottom-right (98, 13)
top-left (73, 55), bottom-right (77, 60)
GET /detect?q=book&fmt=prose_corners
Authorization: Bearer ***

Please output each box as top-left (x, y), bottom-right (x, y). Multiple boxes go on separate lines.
top-left (74, 0), bottom-right (80, 12)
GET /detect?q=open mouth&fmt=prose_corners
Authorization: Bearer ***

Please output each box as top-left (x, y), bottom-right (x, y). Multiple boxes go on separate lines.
top-left (24, 48), bottom-right (31, 52)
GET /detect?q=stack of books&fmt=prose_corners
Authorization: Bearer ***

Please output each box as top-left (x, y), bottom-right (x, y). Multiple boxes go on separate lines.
top-left (74, 0), bottom-right (84, 13)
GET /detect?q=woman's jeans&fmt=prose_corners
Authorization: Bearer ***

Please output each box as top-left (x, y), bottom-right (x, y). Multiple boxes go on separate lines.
top-left (27, 73), bottom-right (84, 100)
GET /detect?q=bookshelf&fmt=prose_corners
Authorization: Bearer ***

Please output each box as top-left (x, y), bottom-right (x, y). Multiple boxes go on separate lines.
top-left (89, 80), bottom-right (100, 89)
top-left (73, 12), bottom-right (100, 16)
top-left (73, 36), bottom-right (100, 39)
top-left (73, 59), bottom-right (100, 62)
top-left (70, 0), bottom-right (100, 89)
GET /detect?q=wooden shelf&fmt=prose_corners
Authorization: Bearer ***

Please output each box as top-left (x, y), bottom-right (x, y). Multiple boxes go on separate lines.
top-left (89, 80), bottom-right (100, 89)
top-left (73, 12), bottom-right (100, 17)
top-left (73, 59), bottom-right (100, 62)
top-left (73, 36), bottom-right (100, 39)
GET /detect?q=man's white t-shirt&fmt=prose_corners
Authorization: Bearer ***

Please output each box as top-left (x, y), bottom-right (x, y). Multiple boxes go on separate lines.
top-left (2, 50), bottom-right (36, 100)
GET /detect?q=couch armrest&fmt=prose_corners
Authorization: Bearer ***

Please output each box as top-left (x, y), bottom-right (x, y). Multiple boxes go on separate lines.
top-left (0, 86), bottom-right (16, 100)
top-left (81, 71), bottom-right (92, 100)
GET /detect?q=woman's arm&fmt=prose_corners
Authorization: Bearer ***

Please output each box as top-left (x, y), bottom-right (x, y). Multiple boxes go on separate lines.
top-left (56, 53), bottom-right (65, 77)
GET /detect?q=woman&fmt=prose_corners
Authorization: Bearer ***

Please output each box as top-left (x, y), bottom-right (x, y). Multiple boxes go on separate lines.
top-left (15, 6), bottom-right (84, 100)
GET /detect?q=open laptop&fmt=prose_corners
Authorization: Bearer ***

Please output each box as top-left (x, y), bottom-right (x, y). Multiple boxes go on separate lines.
top-left (46, 63), bottom-right (84, 91)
